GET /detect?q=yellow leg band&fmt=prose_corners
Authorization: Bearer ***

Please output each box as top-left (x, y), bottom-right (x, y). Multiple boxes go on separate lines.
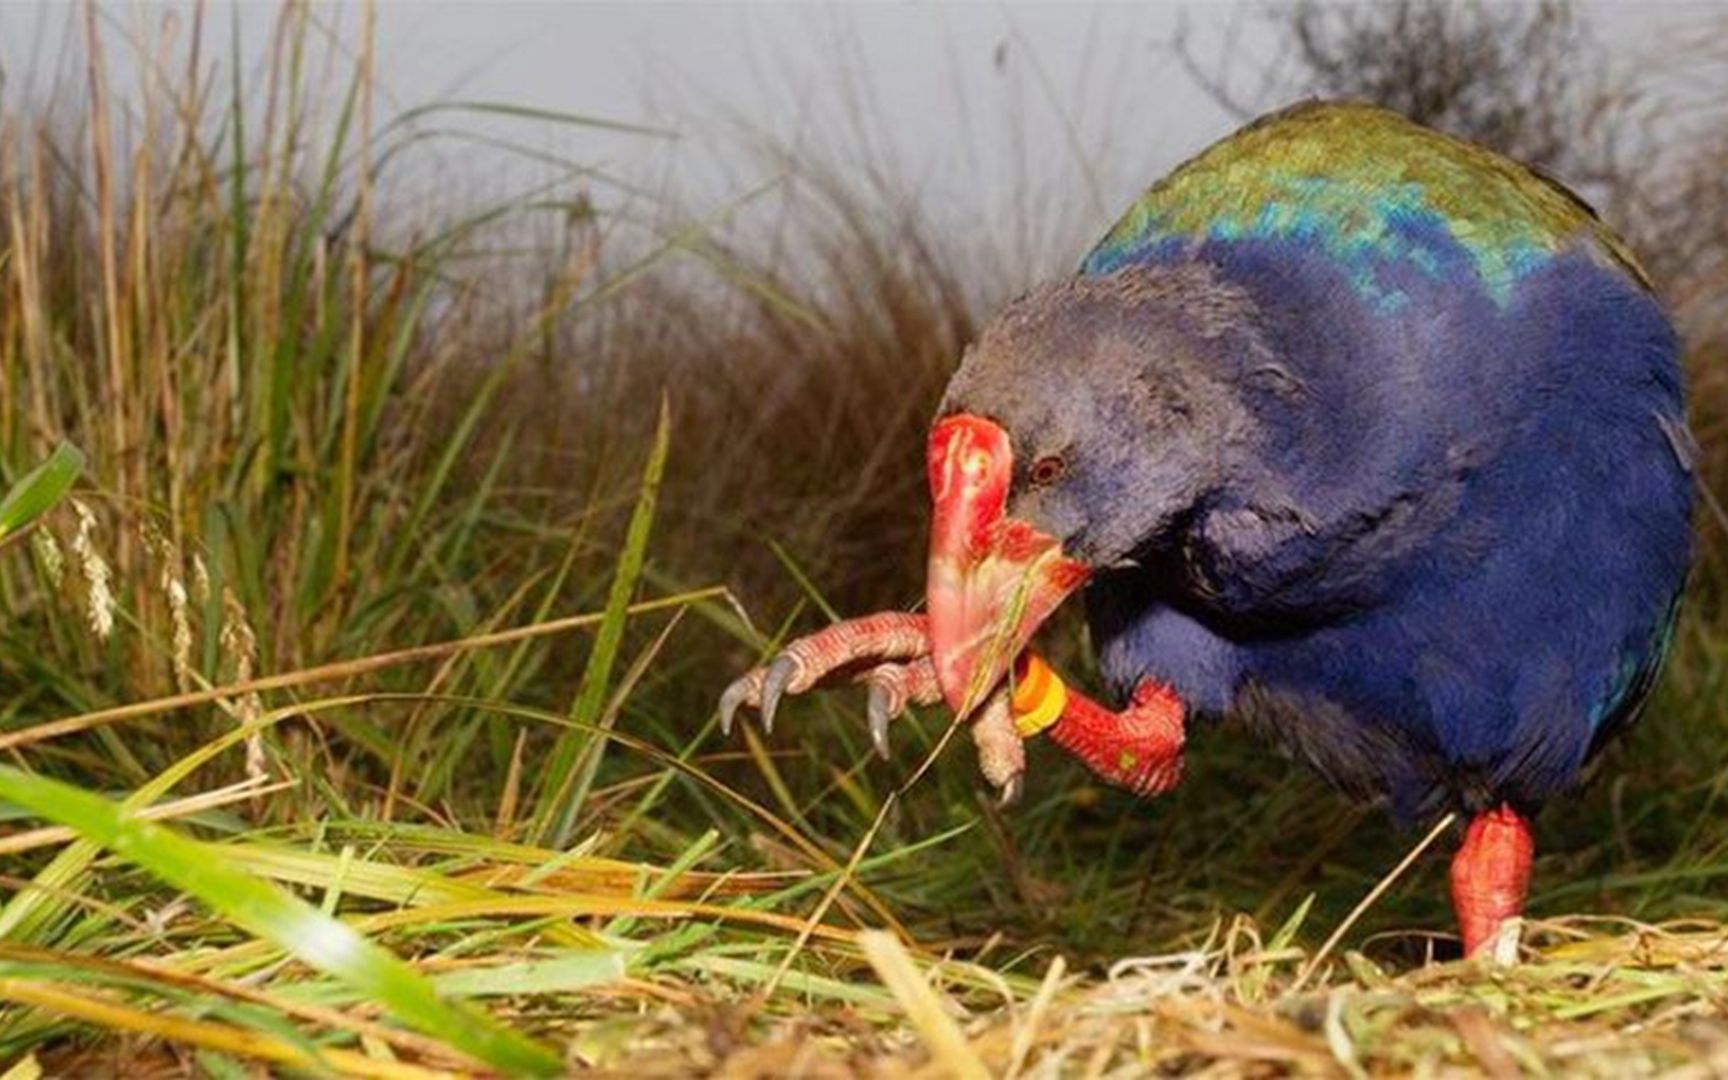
top-left (1011, 654), bottom-right (1067, 738)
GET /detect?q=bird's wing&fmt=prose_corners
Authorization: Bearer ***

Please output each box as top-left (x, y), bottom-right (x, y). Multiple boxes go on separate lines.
top-left (1584, 589), bottom-right (1686, 760)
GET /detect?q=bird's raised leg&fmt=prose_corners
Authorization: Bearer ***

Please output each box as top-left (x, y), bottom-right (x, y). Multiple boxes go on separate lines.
top-left (1450, 804), bottom-right (1534, 960)
top-left (1010, 654), bottom-right (1186, 798)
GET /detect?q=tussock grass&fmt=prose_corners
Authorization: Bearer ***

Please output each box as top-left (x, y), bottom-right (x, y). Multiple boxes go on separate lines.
top-left (3, 4), bottom-right (1728, 1076)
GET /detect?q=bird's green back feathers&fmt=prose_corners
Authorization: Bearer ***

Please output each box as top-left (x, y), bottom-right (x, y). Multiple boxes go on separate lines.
top-left (1086, 101), bottom-right (1649, 296)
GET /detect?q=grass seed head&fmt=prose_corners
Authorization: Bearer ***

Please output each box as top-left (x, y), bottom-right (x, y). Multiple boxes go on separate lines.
top-left (68, 499), bottom-right (115, 642)
top-left (30, 528), bottom-right (64, 587)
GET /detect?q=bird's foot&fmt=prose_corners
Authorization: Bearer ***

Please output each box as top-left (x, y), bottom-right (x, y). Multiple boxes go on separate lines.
top-left (1043, 673), bottom-right (1186, 798)
top-left (719, 612), bottom-right (936, 754)
top-left (719, 613), bottom-right (1029, 805)
top-left (1450, 804), bottom-right (1534, 961)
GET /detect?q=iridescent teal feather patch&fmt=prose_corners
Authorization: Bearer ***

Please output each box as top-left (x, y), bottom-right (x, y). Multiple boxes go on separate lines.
top-left (1083, 101), bottom-right (1649, 305)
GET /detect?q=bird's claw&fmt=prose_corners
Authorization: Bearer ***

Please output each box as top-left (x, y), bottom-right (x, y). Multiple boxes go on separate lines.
top-left (758, 655), bottom-right (800, 734)
top-left (866, 681), bottom-right (896, 759)
top-left (718, 612), bottom-right (938, 746)
top-left (718, 670), bottom-right (759, 736)
top-left (971, 689), bottom-right (1026, 807)
top-left (719, 611), bottom-right (1029, 805)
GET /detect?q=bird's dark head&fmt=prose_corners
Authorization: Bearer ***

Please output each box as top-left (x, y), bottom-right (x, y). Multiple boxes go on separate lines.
top-left (926, 265), bottom-right (1264, 714)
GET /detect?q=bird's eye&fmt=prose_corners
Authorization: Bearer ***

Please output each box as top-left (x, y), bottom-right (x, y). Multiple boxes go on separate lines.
top-left (1028, 455), bottom-right (1066, 486)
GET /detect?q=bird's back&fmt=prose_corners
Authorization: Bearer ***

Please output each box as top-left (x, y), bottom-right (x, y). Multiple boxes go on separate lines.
top-left (1084, 100), bottom-right (1647, 294)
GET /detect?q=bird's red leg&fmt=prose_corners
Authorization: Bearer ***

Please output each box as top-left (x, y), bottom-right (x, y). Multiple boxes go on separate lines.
top-left (1010, 654), bottom-right (1186, 798)
top-left (1450, 804), bottom-right (1535, 958)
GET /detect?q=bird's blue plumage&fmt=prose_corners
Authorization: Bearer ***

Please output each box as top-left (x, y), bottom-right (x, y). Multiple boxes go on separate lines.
top-left (1073, 107), bottom-right (1693, 822)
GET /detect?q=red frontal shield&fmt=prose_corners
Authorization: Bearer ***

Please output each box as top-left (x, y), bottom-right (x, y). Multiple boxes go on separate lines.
top-left (926, 415), bottom-right (1090, 716)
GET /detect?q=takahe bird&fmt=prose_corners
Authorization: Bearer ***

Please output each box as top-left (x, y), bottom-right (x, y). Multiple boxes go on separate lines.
top-left (720, 101), bottom-right (1695, 957)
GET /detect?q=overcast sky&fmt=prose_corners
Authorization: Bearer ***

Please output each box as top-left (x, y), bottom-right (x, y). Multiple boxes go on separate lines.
top-left (1, 2), bottom-right (1719, 278)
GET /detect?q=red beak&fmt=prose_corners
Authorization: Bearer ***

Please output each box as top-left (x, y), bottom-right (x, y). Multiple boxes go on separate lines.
top-left (926, 415), bottom-right (1091, 717)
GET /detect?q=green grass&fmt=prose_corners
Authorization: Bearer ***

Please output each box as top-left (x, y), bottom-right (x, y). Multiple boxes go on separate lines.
top-left (3, 6), bottom-right (1728, 1076)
